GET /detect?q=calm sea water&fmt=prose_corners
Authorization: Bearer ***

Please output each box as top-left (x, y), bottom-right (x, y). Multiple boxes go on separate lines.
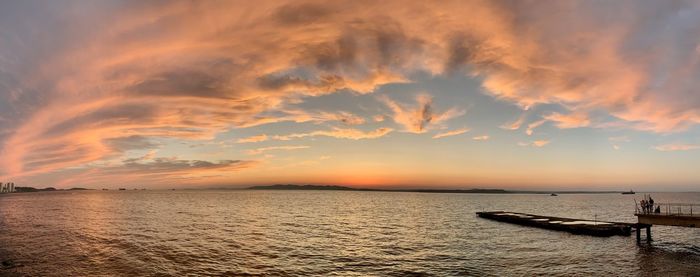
top-left (1, 190), bottom-right (699, 276)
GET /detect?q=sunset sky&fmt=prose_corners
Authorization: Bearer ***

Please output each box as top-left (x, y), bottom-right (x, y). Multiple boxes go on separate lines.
top-left (1, 0), bottom-right (700, 190)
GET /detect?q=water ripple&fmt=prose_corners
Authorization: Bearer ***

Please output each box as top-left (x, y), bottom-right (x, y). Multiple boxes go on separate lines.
top-left (0, 190), bottom-right (699, 276)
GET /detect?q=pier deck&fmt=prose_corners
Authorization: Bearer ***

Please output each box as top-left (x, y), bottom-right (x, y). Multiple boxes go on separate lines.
top-left (635, 203), bottom-right (700, 228)
top-left (476, 211), bottom-right (635, 237)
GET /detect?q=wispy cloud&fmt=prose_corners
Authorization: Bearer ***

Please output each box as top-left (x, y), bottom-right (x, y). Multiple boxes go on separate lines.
top-left (53, 158), bottom-right (259, 188)
top-left (518, 140), bottom-right (550, 147)
top-left (472, 135), bottom-right (490, 141)
top-left (237, 134), bottom-right (269, 143)
top-left (432, 128), bottom-right (470, 139)
top-left (532, 140), bottom-right (551, 147)
top-left (273, 127), bottom-right (393, 141)
top-left (544, 112), bottom-right (591, 129)
top-left (653, 143), bottom-right (700, 152)
top-left (246, 145), bottom-right (310, 155)
top-left (609, 136), bottom-right (630, 150)
top-left (2, 1), bottom-right (700, 185)
top-left (381, 94), bottom-right (464, 134)
top-left (609, 136), bottom-right (631, 142)
top-left (500, 114), bottom-right (526, 130)
top-left (526, 120), bottom-right (547, 136)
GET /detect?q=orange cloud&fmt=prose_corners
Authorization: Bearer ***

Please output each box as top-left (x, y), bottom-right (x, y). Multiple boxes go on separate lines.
top-left (381, 94), bottom-right (464, 134)
top-left (526, 119), bottom-right (547, 136)
top-left (52, 158), bottom-right (259, 188)
top-left (518, 140), bottom-right (550, 147)
top-left (246, 145), bottom-right (310, 155)
top-left (544, 112), bottom-right (591, 129)
top-left (500, 114), bottom-right (526, 130)
top-left (2, 0), bottom-right (700, 186)
top-left (237, 134), bottom-right (269, 144)
top-left (532, 140), bottom-right (551, 147)
top-left (273, 127), bottom-right (393, 141)
top-left (432, 128), bottom-right (470, 139)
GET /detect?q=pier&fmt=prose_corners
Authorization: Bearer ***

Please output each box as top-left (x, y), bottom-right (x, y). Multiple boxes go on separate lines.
top-left (478, 202), bottom-right (700, 244)
top-left (635, 203), bottom-right (700, 227)
top-left (633, 202), bottom-right (700, 243)
top-left (476, 211), bottom-right (633, 237)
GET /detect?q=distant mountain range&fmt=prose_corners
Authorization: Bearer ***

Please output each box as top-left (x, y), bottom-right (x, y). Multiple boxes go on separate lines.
top-left (248, 184), bottom-right (510, 193)
top-left (248, 184), bottom-right (625, 194)
top-left (12, 187), bottom-right (89, 193)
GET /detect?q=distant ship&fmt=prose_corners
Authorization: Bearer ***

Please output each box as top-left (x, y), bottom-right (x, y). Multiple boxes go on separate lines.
top-left (550, 193), bottom-right (558, 196)
top-left (622, 190), bottom-right (635, 195)
top-left (118, 188), bottom-right (126, 191)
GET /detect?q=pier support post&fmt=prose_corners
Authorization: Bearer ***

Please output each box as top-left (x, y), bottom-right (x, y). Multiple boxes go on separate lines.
top-left (636, 227), bottom-right (641, 243)
top-left (646, 226), bottom-right (652, 242)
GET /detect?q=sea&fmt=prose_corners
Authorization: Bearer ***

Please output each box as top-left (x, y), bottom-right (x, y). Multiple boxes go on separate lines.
top-left (1, 190), bottom-right (699, 276)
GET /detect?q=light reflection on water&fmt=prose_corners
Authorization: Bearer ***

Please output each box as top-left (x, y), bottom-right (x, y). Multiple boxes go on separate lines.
top-left (1, 190), bottom-right (699, 276)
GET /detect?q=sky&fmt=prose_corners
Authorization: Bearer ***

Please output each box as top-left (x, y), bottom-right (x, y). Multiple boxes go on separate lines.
top-left (1, 0), bottom-right (700, 190)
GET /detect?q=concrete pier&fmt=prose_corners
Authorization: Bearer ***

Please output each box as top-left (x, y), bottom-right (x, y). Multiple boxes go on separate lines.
top-left (632, 223), bottom-right (653, 243)
top-left (476, 211), bottom-right (633, 237)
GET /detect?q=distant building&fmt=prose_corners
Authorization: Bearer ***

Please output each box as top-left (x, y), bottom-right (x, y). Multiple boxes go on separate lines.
top-left (0, 182), bottom-right (15, 193)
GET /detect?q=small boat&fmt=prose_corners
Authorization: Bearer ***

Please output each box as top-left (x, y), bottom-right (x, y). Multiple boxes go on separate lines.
top-left (622, 190), bottom-right (635, 195)
top-left (118, 188), bottom-right (126, 191)
top-left (550, 193), bottom-right (558, 196)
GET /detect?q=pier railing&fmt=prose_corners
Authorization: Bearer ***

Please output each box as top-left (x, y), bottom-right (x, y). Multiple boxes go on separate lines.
top-left (635, 202), bottom-right (697, 216)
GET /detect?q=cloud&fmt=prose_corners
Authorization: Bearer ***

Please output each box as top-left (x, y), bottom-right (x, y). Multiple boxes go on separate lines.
top-left (609, 136), bottom-right (631, 143)
top-left (432, 128), bottom-right (469, 139)
top-left (500, 114), bottom-right (526, 130)
top-left (532, 140), bottom-right (551, 147)
top-left (273, 127), bottom-right (392, 141)
top-left (275, 110), bottom-right (366, 126)
top-left (246, 145), bottom-right (310, 155)
top-left (473, 135), bottom-right (490, 141)
top-left (544, 112), bottom-right (591, 129)
top-left (526, 119), bottom-right (547, 136)
top-left (122, 150), bottom-right (158, 163)
top-left (609, 136), bottom-right (630, 150)
top-left (52, 158), bottom-right (259, 188)
top-left (2, 1), bottom-right (700, 184)
top-left (381, 94), bottom-right (464, 133)
top-left (237, 134), bottom-right (269, 144)
top-left (653, 143), bottom-right (700, 152)
top-left (518, 140), bottom-right (550, 147)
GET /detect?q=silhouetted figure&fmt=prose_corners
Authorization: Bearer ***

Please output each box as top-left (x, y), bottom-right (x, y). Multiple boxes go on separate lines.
top-left (655, 205), bottom-right (661, 214)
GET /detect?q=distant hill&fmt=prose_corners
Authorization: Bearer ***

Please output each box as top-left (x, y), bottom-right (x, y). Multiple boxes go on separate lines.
top-left (247, 184), bottom-right (511, 194)
top-left (12, 187), bottom-right (91, 193)
top-left (248, 184), bottom-right (366, 191)
top-left (403, 188), bottom-right (510, 193)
